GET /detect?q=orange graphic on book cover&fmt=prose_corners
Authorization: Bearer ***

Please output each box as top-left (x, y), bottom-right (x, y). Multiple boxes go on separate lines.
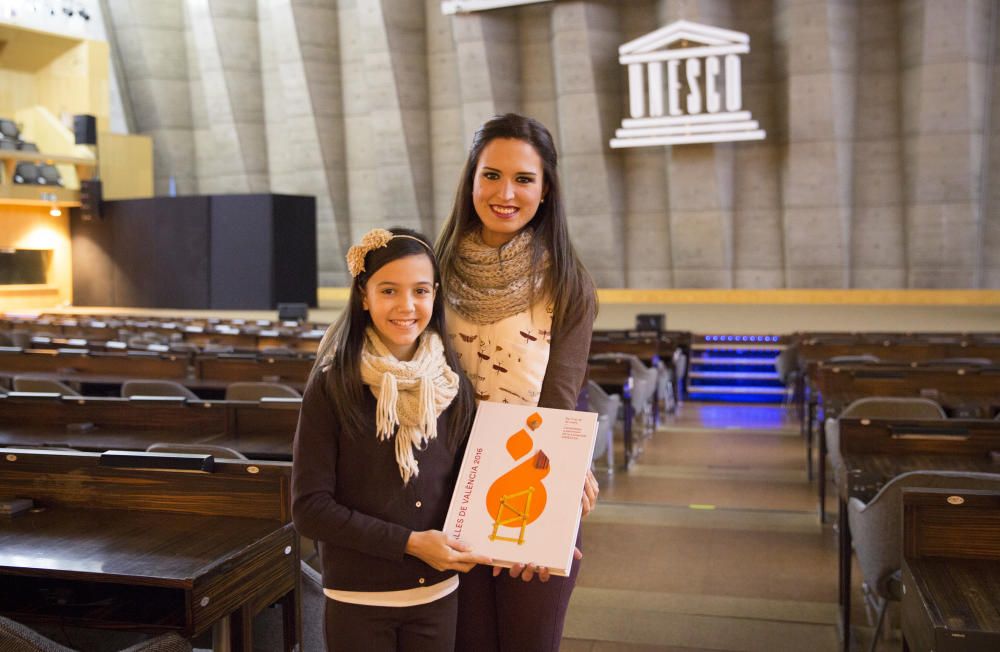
top-left (486, 411), bottom-right (550, 545)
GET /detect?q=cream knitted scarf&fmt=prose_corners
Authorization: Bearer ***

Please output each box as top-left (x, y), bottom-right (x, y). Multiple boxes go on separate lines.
top-left (446, 228), bottom-right (546, 325)
top-left (359, 328), bottom-right (459, 484)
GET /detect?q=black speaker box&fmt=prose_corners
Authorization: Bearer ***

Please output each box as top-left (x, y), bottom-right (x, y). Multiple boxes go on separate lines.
top-left (79, 179), bottom-right (102, 220)
top-left (278, 303), bottom-right (309, 322)
top-left (73, 114), bottom-right (97, 145)
top-left (635, 313), bottom-right (666, 332)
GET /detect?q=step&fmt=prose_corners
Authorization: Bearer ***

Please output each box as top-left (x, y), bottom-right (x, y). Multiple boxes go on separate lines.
top-left (689, 356), bottom-right (779, 366)
top-left (684, 385), bottom-right (787, 395)
top-left (690, 343), bottom-right (786, 352)
top-left (688, 370), bottom-right (781, 380)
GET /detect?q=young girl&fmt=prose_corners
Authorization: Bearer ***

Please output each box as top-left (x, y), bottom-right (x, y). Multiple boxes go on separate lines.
top-left (436, 113), bottom-right (600, 651)
top-left (292, 227), bottom-right (491, 652)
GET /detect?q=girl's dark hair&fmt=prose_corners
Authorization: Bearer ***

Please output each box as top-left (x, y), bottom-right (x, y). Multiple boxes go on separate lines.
top-left (435, 113), bottom-right (596, 330)
top-left (315, 227), bottom-right (474, 451)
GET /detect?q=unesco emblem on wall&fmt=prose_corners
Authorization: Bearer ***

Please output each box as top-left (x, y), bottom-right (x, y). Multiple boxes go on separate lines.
top-left (610, 20), bottom-right (766, 148)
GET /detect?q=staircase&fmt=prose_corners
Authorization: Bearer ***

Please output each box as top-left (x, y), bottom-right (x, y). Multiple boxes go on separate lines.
top-left (685, 335), bottom-right (786, 403)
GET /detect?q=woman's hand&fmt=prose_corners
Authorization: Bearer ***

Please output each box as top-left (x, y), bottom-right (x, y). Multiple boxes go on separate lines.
top-left (405, 530), bottom-right (492, 572)
top-left (494, 547), bottom-right (583, 583)
top-left (581, 468), bottom-right (599, 517)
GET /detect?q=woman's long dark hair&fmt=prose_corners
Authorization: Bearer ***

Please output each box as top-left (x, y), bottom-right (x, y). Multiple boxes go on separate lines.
top-left (314, 228), bottom-right (474, 451)
top-left (435, 113), bottom-right (596, 330)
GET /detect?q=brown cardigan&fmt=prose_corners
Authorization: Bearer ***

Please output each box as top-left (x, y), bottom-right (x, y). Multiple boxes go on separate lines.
top-left (537, 281), bottom-right (597, 411)
top-left (291, 370), bottom-right (463, 592)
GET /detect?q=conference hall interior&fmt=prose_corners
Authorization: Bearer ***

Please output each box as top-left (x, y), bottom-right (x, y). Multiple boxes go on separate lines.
top-left (1, 1), bottom-right (999, 651)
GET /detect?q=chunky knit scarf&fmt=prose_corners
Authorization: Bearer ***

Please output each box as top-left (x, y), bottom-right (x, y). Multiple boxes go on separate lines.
top-left (446, 229), bottom-right (546, 325)
top-left (359, 328), bottom-right (459, 484)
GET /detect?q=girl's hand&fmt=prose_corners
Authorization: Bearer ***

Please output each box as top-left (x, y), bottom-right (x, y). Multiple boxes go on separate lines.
top-left (494, 547), bottom-right (583, 583)
top-left (581, 469), bottom-right (600, 517)
top-left (405, 530), bottom-right (492, 572)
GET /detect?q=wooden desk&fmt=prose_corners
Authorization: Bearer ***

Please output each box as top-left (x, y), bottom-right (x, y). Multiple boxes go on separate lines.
top-left (834, 420), bottom-right (1000, 652)
top-left (196, 354), bottom-right (312, 390)
top-left (0, 395), bottom-right (299, 460)
top-left (901, 489), bottom-right (1000, 652)
top-left (588, 358), bottom-right (635, 470)
top-left (0, 448), bottom-right (300, 651)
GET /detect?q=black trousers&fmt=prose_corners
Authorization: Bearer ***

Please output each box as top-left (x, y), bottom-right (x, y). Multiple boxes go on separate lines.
top-left (454, 549), bottom-right (581, 652)
top-left (324, 591), bottom-right (457, 652)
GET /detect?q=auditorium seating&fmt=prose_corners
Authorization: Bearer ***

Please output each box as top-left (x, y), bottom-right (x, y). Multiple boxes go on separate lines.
top-left (0, 616), bottom-right (192, 652)
top-left (12, 376), bottom-right (80, 396)
top-left (146, 442), bottom-right (248, 461)
top-left (224, 381), bottom-right (300, 401)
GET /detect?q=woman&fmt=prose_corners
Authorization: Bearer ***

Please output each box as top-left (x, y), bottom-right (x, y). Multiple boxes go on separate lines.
top-left (292, 227), bottom-right (491, 652)
top-left (436, 113), bottom-right (600, 652)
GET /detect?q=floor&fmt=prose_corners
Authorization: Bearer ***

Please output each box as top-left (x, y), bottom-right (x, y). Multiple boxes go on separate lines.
top-left (561, 401), bottom-right (900, 652)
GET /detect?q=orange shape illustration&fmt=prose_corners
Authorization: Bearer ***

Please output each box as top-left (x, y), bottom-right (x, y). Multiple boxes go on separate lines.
top-left (506, 428), bottom-right (532, 460)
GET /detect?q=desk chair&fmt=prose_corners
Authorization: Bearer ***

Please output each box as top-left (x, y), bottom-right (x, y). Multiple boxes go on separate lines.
top-left (8, 330), bottom-right (31, 347)
top-left (826, 354), bottom-right (880, 365)
top-left (774, 346), bottom-right (798, 405)
top-left (848, 471), bottom-right (1000, 651)
top-left (628, 357), bottom-right (658, 434)
top-left (260, 346), bottom-right (296, 357)
top-left (12, 376), bottom-right (81, 396)
top-left (587, 380), bottom-right (620, 471)
top-left (224, 381), bottom-right (300, 401)
top-left (121, 380), bottom-right (198, 400)
top-left (202, 344), bottom-right (235, 354)
top-left (146, 443), bottom-right (248, 460)
top-left (826, 397), bottom-right (946, 493)
top-left (0, 616), bottom-right (191, 652)
top-left (253, 561), bottom-right (324, 652)
top-left (924, 357), bottom-right (993, 367)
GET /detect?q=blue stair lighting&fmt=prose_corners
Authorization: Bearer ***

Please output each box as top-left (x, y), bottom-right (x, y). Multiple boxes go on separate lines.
top-left (686, 334), bottom-right (786, 403)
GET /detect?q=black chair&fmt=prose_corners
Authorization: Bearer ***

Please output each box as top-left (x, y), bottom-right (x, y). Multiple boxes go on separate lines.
top-left (13, 162), bottom-right (39, 184)
top-left (0, 118), bottom-right (19, 140)
top-left (36, 163), bottom-right (62, 186)
top-left (121, 379), bottom-right (198, 400)
top-left (18, 141), bottom-right (39, 152)
top-left (0, 616), bottom-right (192, 652)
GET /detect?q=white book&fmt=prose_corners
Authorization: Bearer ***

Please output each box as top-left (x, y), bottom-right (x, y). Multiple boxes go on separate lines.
top-left (443, 401), bottom-right (599, 576)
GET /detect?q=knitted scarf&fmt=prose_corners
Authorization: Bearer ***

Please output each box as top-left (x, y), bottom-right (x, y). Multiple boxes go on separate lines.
top-left (446, 228), bottom-right (546, 325)
top-left (359, 328), bottom-right (459, 484)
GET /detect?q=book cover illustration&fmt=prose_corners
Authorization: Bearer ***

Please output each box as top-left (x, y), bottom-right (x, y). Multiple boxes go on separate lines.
top-left (443, 401), bottom-right (598, 576)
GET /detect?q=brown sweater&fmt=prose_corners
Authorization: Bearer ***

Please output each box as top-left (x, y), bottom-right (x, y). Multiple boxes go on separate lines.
top-left (537, 281), bottom-right (597, 411)
top-left (291, 369), bottom-right (464, 592)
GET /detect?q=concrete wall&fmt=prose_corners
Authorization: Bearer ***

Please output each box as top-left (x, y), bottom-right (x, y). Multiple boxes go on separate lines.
top-left (101, 0), bottom-right (1000, 288)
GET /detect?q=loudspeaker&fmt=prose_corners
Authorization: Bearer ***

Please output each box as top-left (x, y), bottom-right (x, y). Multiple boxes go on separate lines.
top-left (73, 114), bottom-right (97, 145)
top-left (80, 179), bottom-right (102, 221)
top-left (635, 313), bottom-right (665, 332)
top-left (278, 302), bottom-right (309, 322)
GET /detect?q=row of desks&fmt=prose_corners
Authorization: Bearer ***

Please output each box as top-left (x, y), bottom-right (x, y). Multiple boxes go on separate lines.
top-left (0, 394), bottom-right (299, 460)
top-left (807, 363), bottom-right (1000, 521)
top-left (0, 348), bottom-right (315, 395)
top-left (2, 314), bottom-right (327, 353)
